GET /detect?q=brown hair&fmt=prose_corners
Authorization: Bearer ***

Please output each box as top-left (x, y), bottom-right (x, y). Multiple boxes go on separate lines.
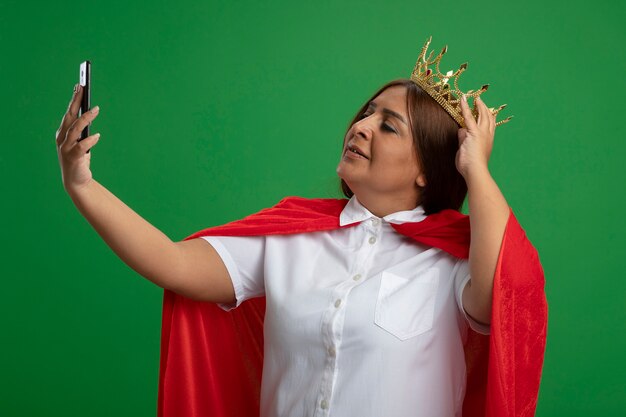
top-left (340, 79), bottom-right (467, 215)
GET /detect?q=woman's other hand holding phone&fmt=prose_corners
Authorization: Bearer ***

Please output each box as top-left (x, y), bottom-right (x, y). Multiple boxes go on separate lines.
top-left (55, 84), bottom-right (101, 196)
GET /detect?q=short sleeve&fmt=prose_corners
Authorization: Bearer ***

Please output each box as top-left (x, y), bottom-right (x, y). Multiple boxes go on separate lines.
top-left (200, 235), bottom-right (266, 311)
top-left (453, 259), bottom-right (491, 335)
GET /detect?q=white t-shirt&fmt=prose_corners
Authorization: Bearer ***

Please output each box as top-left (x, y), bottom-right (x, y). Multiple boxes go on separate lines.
top-left (201, 195), bottom-right (490, 417)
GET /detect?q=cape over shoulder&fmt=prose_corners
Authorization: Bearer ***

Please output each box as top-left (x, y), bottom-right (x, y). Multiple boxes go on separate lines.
top-left (184, 196), bottom-right (472, 258)
top-left (183, 196), bottom-right (351, 240)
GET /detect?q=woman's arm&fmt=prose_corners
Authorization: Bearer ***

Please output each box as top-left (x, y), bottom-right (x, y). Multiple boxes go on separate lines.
top-left (67, 180), bottom-right (184, 289)
top-left (56, 84), bottom-right (235, 302)
top-left (456, 94), bottom-right (510, 325)
top-left (464, 167), bottom-right (509, 325)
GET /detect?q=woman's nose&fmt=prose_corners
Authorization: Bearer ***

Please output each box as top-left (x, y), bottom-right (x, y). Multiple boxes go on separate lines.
top-left (352, 119), bottom-right (372, 140)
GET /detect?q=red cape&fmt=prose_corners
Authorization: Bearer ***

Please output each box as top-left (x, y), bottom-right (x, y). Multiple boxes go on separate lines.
top-left (157, 196), bottom-right (547, 417)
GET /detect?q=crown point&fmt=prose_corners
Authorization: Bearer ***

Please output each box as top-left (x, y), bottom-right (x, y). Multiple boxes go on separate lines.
top-left (460, 62), bottom-right (468, 70)
top-left (498, 115), bottom-right (513, 124)
top-left (441, 45), bottom-right (448, 55)
top-left (482, 84), bottom-right (490, 91)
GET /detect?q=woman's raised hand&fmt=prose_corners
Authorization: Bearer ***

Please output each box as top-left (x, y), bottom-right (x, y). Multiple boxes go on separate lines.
top-left (55, 84), bottom-right (101, 195)
top-left (455, 94), bottom-right (496, 179)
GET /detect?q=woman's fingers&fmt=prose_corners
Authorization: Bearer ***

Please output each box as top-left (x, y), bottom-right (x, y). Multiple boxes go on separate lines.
top-left (459, 95), bottom-right (478, 131)
top-left (457, 127), bottom-right (468, 145)
top-left (63, 105), bottom-right (100, 150)
top-left (68, 84), bottom-right (82, 118)
top-left (72, 132), bottom-right (102, 155)
top-left (476, 96), bottom-right (495, 133)
top-left (56, 84), bottom-right (83, 146)
top-left (55, 84), bottom-right (103, 193)
top-left (475, 95), bottom-right (486, 128)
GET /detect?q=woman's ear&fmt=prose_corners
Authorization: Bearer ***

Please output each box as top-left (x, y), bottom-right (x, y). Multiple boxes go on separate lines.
top-left (416, 173), bottom-right (427, 188)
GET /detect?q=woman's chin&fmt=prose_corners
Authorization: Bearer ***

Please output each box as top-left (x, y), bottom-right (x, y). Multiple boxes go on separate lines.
top-left (336, 162), bottom-right (351, 181)
top-left (336, 167), bottom-right (359, 189)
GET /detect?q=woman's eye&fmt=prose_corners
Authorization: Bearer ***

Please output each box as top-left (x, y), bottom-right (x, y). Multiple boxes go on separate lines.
top-left (383, 124), bottom-right (396, 133)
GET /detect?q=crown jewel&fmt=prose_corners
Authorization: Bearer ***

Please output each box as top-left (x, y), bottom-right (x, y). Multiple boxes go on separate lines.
top-left (409, 36), bottom-right (512, 128)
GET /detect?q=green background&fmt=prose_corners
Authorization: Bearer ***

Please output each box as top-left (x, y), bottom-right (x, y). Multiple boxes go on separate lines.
top-left (1, 0), bottom-right (624, 415)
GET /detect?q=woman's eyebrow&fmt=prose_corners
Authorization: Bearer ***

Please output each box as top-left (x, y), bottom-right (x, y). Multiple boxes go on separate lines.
top-left (367, 101), bottom-right (407, 125)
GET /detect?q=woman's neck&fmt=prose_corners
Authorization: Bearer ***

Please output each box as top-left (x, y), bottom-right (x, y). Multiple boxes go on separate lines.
top-left (354, 193), bottom-right (420, 218)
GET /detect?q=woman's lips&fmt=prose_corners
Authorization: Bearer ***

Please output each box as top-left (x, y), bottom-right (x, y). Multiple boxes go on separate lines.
top-left (344, 148), bottom-right (368, 160)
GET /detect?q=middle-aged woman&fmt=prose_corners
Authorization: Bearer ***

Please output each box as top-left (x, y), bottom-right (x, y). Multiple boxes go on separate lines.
top-left (56, 37), bottom-right (547, 417)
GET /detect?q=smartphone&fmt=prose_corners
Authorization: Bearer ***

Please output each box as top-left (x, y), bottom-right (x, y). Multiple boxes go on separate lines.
top-left (78, 60), bottom-right (91, 149)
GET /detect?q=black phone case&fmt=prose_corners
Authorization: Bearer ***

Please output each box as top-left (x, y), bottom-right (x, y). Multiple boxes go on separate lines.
top-left (79, 60), bottom-right (91, 152)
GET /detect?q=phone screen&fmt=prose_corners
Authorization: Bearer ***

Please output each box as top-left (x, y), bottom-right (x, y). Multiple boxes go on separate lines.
top-left (79, 61), bottom-right (91, 141)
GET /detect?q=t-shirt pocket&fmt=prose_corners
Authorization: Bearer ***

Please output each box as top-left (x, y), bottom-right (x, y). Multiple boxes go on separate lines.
top-left (374, 268), bottom-right (440, 340)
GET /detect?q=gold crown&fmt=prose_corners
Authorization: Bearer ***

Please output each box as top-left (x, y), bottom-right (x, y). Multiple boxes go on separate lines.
top-left (409, 36), bottom-right (512, 128)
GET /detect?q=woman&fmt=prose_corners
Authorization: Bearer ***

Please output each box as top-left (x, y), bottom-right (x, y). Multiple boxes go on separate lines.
top-left (56, 40), bottom-right (546, 417)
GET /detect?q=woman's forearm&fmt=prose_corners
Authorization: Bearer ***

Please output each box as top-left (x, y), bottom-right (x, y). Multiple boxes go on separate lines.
top-left (465, 166), bottom-right (510, 324)
top-left (67, 180), bottom-right (184, 290)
